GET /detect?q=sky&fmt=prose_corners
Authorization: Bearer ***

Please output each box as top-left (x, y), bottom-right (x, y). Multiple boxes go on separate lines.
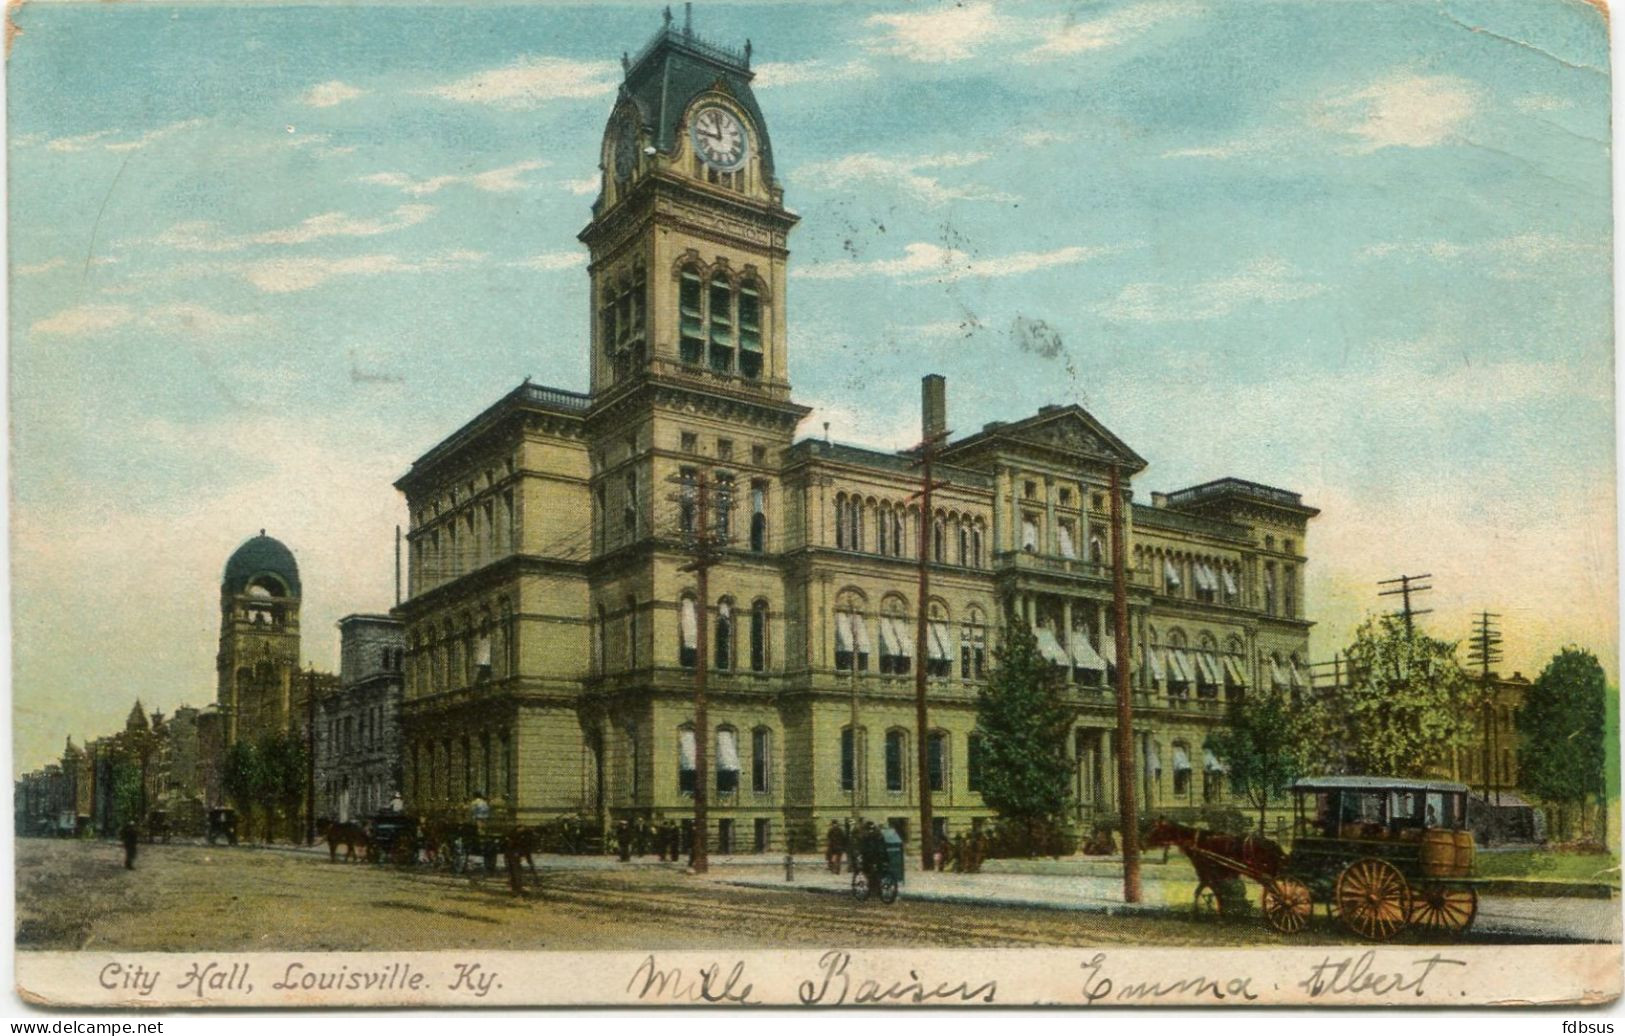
top-left (7, 0), bottom-right (1616, 774)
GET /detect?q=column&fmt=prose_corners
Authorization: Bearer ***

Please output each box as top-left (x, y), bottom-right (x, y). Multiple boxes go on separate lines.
top-left (991, 469), bottom-right (1006, 556)
top-left (1043, 475), bottom-right (1056, 557)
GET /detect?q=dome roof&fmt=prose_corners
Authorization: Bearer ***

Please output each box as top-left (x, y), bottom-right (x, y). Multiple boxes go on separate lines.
top-left (223, 531), bottom-right (301, 597)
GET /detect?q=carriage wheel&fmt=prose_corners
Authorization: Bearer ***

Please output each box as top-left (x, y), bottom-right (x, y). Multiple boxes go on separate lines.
top-left (879, 874), bottom-right (899, 904)
top-left (1408, 883), bottom-right (1476, 934)
top-left (1335, 858), bottom-right (1411, 941)
top-left (1191, 884), bottom-right (1220, 920)
top-left (1261, 878), bottom-right (1313, 935)
top-left (851, 871), bottom-right (872, 902)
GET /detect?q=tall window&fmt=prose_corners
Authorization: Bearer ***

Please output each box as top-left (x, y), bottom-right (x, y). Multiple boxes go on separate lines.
top-left (716, 728), bottom-right (740, 794)
top-left (749, 600), bottom-right (767, 672)
top-left (932, 516), bottom-right (946, 563)
top-left (878, 603), bottom-right (912, 676)
top-left (885, 730), bottom-right (906, 792)
top-left (708, 274), bottom-right (734, 372)
top-left (1283, 565), bottom-right (1296, 618)
top-left (927, 731), bottom-right (946, 792)
top-left (834, 493), bottom-right (847, 550)
top-left (1263, 563), bottom-right (1277, 616)
top-left (679, 595), bottom-right (698, 669)
top-left (751, 728), bottom-right (770, 793)
top-left (679, 269), bottom-right (704, 365)
top-left (927, 603), bottom-right (952, 679)
top-left (834, 607), bottom-right (870, 673)
top-left (678, 728), bottom-right (697, 794)
top-left (960, 610), bottom-right (987, 679)
top-left (749, 481), bottom-right (767, 552)
top-left (714, 598), bottom-right (733, 671)
top-left (738, 282), bottom-right (762, 380)
top-left (678, 467), bottom-right (697, 534)
top-left (840, 728), bottom-right (858, 792)
top-left (715, 473), bottom-right (734, 541)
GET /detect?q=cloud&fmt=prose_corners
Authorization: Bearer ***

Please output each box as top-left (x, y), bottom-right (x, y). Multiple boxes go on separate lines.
top-left (43, 119), bottom-right (205, 154)
top-left (863, 2), bottom-right (1003, 62)
top-left (509, 252), bottom-right (584, 272)
top-left (239, 250), bottom-right (486, 293)
top-left (1028, 1), bottom-right (1204, 60)
top-left (796, 151), bottom-right (1016, 206)
top-left (796, 241), bottom-right (1112, 282)
top-left (286, 131), bottom-right (357, 158)
top-left (29, 302), bottom-right (265, 338)
top-left (562, 176), bottom-right (599, 196)
top-left (151, 205), bottom-right (436, 253)
top-left (358, 160), bottom-right (548, 197)
top-left (301, 80), bottom-right (364, 108)
top-left (1018, 129), bottom-right (1071, 147)
top-left (421, 57), bottom-right (619, 109)
top-left (16, 258), bottom-right (67, 276)
top-left (753, 59), bottom-right (876, 88)
top-left (1094, 258), bottom-right (1326, 322)
top-left (1311, 73), bottom-right (1479, 153)
top-left (1360, 232), bottom-right (1604, 267)
top-left (1514, 93), bottom-right (1574, 113)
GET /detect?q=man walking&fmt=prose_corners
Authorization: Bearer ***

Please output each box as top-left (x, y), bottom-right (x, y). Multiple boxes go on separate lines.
top-left (120, 821), bottom-right (139, 870)
top-left (825, 821), bottom-right (847, 874)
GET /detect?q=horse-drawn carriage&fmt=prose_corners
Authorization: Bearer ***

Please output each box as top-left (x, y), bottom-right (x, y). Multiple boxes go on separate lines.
top-left (1151, 776), bottom-right (1480, 940)
top-left (365, 813), bottom-right (419, 866)
top-left (206, 807), bottom-right (238, 846)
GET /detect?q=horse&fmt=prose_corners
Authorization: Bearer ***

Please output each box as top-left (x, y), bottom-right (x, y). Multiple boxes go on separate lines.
top-left (1144, 818), bottom-right (1285, 907)
top-left (502, 826), bottom-right (544, 894)
top-left (317, 818), bottom-right (370, 863)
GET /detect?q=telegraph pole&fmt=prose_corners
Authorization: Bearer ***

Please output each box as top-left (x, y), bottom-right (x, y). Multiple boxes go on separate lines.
top-left (1377, 573), bottom-right (1432, 637)
top-left (908, 377), bottom-right (950, 871)
top-left (306, 666), bottom-right (318, 846)
top-left (1109, 463), bottom-right (1140, 903)
top-left (671, 467), bottom-right (726, 874)
top-left (1467, 612), bottom-right (1503, 805)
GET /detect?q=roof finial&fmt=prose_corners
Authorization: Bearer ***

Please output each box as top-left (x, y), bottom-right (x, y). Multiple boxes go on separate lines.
top-left (663, 5), bottom-right (672, 27)
top-left (684, 2), bottom-right (692, 36)
top-left (260, 528), bottom-right (266, 537)
top-left (622, 51), bottom-right (630, 73)
top-left (744, 39), bottom-right (752, 66)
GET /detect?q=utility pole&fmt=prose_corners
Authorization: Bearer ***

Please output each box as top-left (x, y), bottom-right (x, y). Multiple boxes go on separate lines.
top-left (908, 375), bottom-right (950, 871)
top-left (1377, 573), bottom-right (1432, 637)
top-left (1467, 611), bottom-right (1503, 805)
top-left (306, 666), bottom-right (318, 846)
top-left (670, 467), bottom-right (726, 874)
top-left (1109, 463), bottom-right (1140, 903)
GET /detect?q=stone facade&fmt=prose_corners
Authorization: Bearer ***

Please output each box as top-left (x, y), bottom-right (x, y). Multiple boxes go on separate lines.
top-left (316, 614), bottom-right (406, 820)
top-left (391, 18), bottom-right (1318, 854)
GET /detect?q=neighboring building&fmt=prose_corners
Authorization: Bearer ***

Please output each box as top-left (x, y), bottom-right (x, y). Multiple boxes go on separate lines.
top-left (316, 613), bottom-right (406, 821)
top-left (217, 531), bottom-right (309, 747)
top-left (391, 14), bottom-right (1317, 854)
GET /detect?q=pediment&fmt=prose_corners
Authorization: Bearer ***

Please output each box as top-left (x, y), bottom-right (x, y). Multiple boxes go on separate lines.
top-left (950, 406), bottom-right (1146, 472)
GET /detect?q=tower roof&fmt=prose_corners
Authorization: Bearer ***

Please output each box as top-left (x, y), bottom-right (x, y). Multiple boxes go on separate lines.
top-left (223, 531), bottom-right (302, 597)
top-left (620, 14), bottom-right (776, 182)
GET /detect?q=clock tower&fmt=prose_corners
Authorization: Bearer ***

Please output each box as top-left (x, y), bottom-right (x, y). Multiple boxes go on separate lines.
top-left (579, 7), bottom-right (800, 406)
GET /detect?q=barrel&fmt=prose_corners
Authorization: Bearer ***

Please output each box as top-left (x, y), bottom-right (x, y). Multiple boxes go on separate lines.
top-left (1420, 829), bottom-right (1475, 877)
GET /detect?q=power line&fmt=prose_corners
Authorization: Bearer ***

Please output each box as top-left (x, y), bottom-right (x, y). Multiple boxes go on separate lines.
top-left (1377, 573), bottom-right (1432, 637)
top-left (1468, 611), bottom-right (1503, 806)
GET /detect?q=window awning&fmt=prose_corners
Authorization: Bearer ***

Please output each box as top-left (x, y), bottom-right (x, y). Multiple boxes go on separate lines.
top-left (679, 729), bottom-right (697, 771)
top-left (834, 611), bottom-right (854, 652)
top-left (1163, 559), bottom-right (1181, 588)
top-left (852, 614), bottom-right (873, 654)
top-left (1194, 651), bottom-right (1220, 685)
top-left (881, 616), bottom-right (912, 657)
top-left (716, 729), bottom-right (741, 772)
top-left (1057, 523), bottom-right (1076, 559)
top-left (1204, 748), bottom-right (1228, 773)
top-left (1270, 658), bottom-right (1290, 690)
top-left (1034, 626), bottom-right (1070, 666)
top-left (1146, 741), bottom-right (1162, 772)
top-left (1171, 745), bottom-right (1192, 772)
top-left (1021, 518), bottom-right (1038, 551)
top-left (680, 598), bottom-right (698, 649)
top-left (1168, 649), bottom-right (1193, 683)
top-left (1221, 568), bottom-right (1239, 597)
top-left (1223, 655), bottom-right (1249, 686)
top-left (1069, 633), bottom-right (1107, 671)
top-left (1193, 563), bottom-right (1214, 592)
top-left (1144, 643), bottom-right (1165, 680)
top-left (475, 637), bottom-right (492, 667)
top-left (928, 621), bottom-right (952, 662)
top-left (1289, 661), bottom-right (1306, 690)
top-left (1099, 636), bottom-right (1117, 668)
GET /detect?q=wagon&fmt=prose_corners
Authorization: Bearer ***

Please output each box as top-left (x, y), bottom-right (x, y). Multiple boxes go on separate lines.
top-left (365, 813), bottom-right (419, 866)
top-left (1272, 776), bottom-right (1479, 940)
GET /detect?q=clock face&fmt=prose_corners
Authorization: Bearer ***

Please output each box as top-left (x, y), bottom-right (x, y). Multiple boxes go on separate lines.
top-left (690, 105), bottom-right (749, 171)
top-left (613, 116), bottom-right (638, 179)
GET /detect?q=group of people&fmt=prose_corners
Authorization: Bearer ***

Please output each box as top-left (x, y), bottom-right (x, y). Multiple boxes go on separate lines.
top-left (613, 816), bottom-right (685, 862)
top-left (824, 821), bottom-right (989, 877)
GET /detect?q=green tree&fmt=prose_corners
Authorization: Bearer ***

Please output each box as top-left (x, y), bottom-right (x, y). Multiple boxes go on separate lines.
top-left (109, 754), bottom-right (144, 831)
top-left (1206, 690), bottom-right (1300, 834)
top-left (973, 619), bottom-right (1073, 851)
top-left (1303, 614), bottom-right (1474, 777)
top-left (221, 740), bottom-right (260, 838)
top-left (254, 733), bottom-right (308, 843)
top-left (1518, 647), bottom-right (1608, 842)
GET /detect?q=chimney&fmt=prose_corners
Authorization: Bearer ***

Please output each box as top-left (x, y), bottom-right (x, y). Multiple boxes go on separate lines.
top-left (921, 374), bottom-right (946, 443)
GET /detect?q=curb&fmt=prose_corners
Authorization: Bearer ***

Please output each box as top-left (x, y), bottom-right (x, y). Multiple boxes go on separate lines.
top-left (716, 878), bottom-right (1171, 917)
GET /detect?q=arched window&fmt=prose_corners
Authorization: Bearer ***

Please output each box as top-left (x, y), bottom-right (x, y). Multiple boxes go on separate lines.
top-left (972, 523), bottom-right (983, 567)
top-left (749, 481), bottom-right (767, 553)
top-left (714, 597), bottom-right (734, 671)
top-left (960, 607), bottom-right (987, 679)
top-left (738, 280), bottom-right (763, 380)
top-left (834, 593), bottom-right (870, 673)
top-left (714, 473), bottom-right (734, 541)
top-left (927, 730), bottom-right (948, 792)
top-left (708, 273), bottom-right (734, 372)
top-left (932, 515), bottom-right (946, 563)
top-left (957, 523), bottom-right (969, 566)
top-left (878, 596), bottom-right (913, 676)
top-left (1172, 740), bottom-right (1192, 797)
top-left (751, 727), bottom-right (771, 793)
top-left (678, 267), bottom-right (704, 365)
top-left (884, 730), bottom-right (907, 792)
top-left (679, 595), bottom-right (699, 669)
top-left (677, 726), bottom-right (697, 794)
top-left (840, 726), bottom-right (862, 792)
top-left (715, 727), bottom-right (740, 794)
top-left (834, 493), bottom-right (848, 549)
top-left (850, 497), bottom-right (865, 552)
top-left (892, 510), bottom-right (906, 557)
top-left (749, 599), bottom-right (768, 672)
top-left (927, 601), bottom-right (952, 679)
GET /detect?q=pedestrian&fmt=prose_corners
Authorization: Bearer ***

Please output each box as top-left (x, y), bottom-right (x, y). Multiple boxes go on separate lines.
top-left (665, 819), bottom-right (679, 862)
top-left (388, 789), bottom-right (404, 814)
top-left (119, 821), bottom-right (139, 870)
top-left (825, 820), bottom-right (847, 874)
top-left (617, 820), bottom-right (632, 862)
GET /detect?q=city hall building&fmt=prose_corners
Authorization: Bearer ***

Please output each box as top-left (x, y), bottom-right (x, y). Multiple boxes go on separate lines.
top-left (393, 16), bottom-right (1316, 852)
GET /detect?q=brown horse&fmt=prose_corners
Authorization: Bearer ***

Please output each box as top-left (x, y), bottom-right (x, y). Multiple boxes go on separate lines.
top-left (318, 819), bottom-right (369, 863)
top-left (1145, 818), bottom-right (1285, 889)
top-left (502, 826), bottom-right (543, 894)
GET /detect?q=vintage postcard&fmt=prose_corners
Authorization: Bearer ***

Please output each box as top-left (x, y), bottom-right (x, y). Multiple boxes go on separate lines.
top-left (8, 0), bottom-right (1621, 1011)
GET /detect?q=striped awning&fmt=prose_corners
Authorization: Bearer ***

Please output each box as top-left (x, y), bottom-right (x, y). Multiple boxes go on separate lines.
top-left (1223, 655), bottom-right (1249, 686)
top-left (1069, 633), bottom-right (1107, 671)
top-left (928, 621), bottom-right (952, 662)
top-left (1034, 626), bottom-right (1070, 666)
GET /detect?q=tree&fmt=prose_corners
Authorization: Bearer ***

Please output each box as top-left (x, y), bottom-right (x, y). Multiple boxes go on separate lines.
top-left (221, 740), bottom-right (260, 838)
top-left (1302, 614), bottom-right (1474, 777)
top-left (1518, 648), bottom-right (1608, 843)
top-left (256, 733), bottom-right (309, 843)
top-left (1206, 690), bottom-right (1300, 834)
top-left (973, 619), bottom-right (1073, 851)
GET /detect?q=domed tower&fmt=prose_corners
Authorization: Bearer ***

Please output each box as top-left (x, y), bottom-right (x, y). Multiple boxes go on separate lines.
top-left (217, 531), bottom-right (302, 745)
